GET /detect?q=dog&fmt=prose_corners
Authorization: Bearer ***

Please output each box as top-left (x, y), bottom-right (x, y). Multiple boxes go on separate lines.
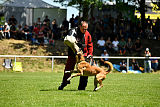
top-left (66, 51), bottom-right (113, 91)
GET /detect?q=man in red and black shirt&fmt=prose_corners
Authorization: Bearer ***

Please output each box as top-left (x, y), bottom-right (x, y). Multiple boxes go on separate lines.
top-left (58, 21), bottom-right (93, 90)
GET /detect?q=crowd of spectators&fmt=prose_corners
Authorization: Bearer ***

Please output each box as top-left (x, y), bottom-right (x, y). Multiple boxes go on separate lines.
top-left (0, 13), bottom-right (159, 72)
top-left (0, 15), bottom-right (75, 46)
top-left (92, 14), bottom-right (160, 56)
top-left (0, 13), bottom-right (160, 56)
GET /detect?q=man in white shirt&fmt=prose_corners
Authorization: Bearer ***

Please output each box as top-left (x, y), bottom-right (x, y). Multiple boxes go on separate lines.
top-left (97, 36), bottom-right (106, 52)
top-left (112, 37), bottom-right (119, 53)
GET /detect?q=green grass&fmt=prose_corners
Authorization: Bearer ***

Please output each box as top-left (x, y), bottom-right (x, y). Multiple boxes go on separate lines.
top-left (0, 72), bottom-right (160, 107)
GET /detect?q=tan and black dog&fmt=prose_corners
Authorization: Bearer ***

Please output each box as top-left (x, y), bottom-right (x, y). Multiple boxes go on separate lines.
top-left (67, 51), bottom-right (113, 91)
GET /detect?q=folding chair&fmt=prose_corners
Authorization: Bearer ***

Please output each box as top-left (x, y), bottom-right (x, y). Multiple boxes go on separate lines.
top-left (2, 59), bottom-right (13, 72)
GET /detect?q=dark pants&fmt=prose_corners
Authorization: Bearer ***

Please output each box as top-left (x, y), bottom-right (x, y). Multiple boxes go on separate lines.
top-left (61, 56), bottom-right (88, 90)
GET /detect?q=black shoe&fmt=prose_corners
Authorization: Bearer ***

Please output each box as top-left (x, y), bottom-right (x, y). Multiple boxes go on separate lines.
top-left (58, 85), bottom-right (65, 90)
top-left (78, 87), bottom-right (86, 90)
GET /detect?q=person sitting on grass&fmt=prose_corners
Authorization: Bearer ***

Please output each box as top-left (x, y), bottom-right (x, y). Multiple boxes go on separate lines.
top-left (132, 59), bottom-right (140, 71)
top-left (120, 60), bottom-right (127, 73)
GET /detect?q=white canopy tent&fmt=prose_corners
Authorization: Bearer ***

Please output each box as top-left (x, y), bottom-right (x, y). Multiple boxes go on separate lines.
top-left (2, 0), bottom-right (67, 26)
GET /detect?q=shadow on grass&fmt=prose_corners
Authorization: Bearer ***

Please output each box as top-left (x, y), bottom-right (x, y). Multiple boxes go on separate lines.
top-left (40, 88), bottom-right (94, 92)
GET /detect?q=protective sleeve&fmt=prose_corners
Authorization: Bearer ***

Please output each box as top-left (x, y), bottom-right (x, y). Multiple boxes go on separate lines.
top-left (86, 33), bottom-right (93, 56)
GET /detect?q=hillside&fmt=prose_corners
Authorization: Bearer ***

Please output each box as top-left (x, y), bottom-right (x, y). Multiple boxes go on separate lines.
top-left (0, 39), bottom-right (68, 56)
top-left (0, 39), bottom-right (160, 72)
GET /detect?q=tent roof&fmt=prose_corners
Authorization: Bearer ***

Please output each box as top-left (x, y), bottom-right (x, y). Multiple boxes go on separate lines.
top-left (3, 0), bottom-right (59, 8)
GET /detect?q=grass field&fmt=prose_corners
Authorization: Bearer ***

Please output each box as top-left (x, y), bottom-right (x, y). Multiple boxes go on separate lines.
top-left (0, 72), bottom-right (160, 107)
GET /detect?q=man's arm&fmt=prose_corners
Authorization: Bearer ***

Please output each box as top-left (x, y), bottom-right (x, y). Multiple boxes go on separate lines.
top-left (87, 33), bottom-right (93, 56)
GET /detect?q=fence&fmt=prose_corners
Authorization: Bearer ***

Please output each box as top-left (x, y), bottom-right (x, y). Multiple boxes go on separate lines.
top-left (0, 55), bottom-right (160, 72)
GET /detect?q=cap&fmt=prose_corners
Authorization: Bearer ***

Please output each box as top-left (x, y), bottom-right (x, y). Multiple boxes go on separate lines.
top-left (137, 37), bottom-right (140, 40)
top-left (104, 50), bottom-right (107, 52)
top-left (5, 22), bottom-right (8, 25)
top-left (146, 48), bottom-right (149, 51)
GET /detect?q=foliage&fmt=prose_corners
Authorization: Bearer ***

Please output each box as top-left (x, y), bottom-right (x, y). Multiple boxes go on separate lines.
top-left (53, 0), bottom-right (104, 20)
top-left (0, 72), bottom-right (160, 106)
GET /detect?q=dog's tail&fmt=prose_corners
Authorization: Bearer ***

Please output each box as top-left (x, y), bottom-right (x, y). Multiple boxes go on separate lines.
top-left (104, 61), bottom-right (113, 73)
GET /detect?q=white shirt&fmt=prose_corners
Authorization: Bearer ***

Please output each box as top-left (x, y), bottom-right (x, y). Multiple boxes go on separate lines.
top-left (97, 40), bottom-right (105, 46)
top-left (112, 41), bottom-right (119, 47)
top-left (101, 53), bottom-right (109, 61)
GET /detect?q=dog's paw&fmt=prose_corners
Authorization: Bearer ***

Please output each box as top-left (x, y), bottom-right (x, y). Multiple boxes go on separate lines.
top-left (93, 87), bottom-right (100, 91)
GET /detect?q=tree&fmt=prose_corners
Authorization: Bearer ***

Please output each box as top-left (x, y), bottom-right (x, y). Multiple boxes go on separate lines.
top-left (53, 0), bottom-right (103, 21)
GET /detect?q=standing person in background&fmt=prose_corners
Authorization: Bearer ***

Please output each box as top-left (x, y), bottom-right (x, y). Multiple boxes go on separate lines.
top-left (36, 17), bottom-right (42, 27)
top-left (69, 14), bottom-right (75, 28)
top-left (3, 22), bottom-right (10, 39)
top-left (58, 21), bottom-right (93, 90)
top-left (62, 17), bottom-right (69, 30)
top-left (43, 15), bottom-right (50, 27)
top-left (8, 15), bottom-right (17, 25)
top-left (144, 48), bottom-right (151, 73)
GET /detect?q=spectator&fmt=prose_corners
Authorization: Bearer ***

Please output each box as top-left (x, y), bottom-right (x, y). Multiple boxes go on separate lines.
top-left (31, 35), bottom-right (39, 45)
top-left (97, 36), bottom-right (106, 52)
top-left (119, 37), bottom-right (126, 55)
top-left (41, 22), bottom-right (50, 39)
top-left (33, 24), bottom-right (40, 37)
top-left (8, 15), bottom-right (17, 25)
top-left (43, 15), bottom-right (50, 27)
top-left (100, 50), bottom-right (109, 66)
top-left (69, 14), bottom-right (75, 28)
top-left (48, 29), bottom-right (55, 46)
top-left (62, 17), bottom-right (69, 30)
top-left (3, 22), bottom-right (10, 39)
top-left (151, 57), bottom-right (158, 72)
top-left (112, 37), bottom-right (119, 53)
top-left (74, 16), bottom-right (79, 27)
top-left (10, 23), bottom-right (17, 39)
top-left (94, 22), bottom-right (103, 41)
top-left (126, 37), bottom-right (133, 54)
top-left (105, 37), bottom-right (112, 52)
top-left (16, 24), bottom-right (23, 40)
top-left (146, 16), bottom-right (152, 30)
top-left (51, 19), bottom-right (58, 35)
top-left (120, 60), bottom-right (127, 73)
top-left (134, 37), bottom-right (143, 56)
top-left (36, 17), bottom-right (42, 27)
top-left (0, 25), bottom-right (4, 39)
top-left (132, 59), bottom-right (140, 71)
top-left (37, 29), bottom-right (44, 45)
top-left (155, 18), bottom-right (160, 39)
top-left (22, 25), bottom-right (30, 40)
top-left (144, 48), bottom-right (151, 73)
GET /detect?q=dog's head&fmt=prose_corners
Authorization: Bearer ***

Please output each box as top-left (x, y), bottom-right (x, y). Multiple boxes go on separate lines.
top-left (76, 51), bottom-right (85, 63)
